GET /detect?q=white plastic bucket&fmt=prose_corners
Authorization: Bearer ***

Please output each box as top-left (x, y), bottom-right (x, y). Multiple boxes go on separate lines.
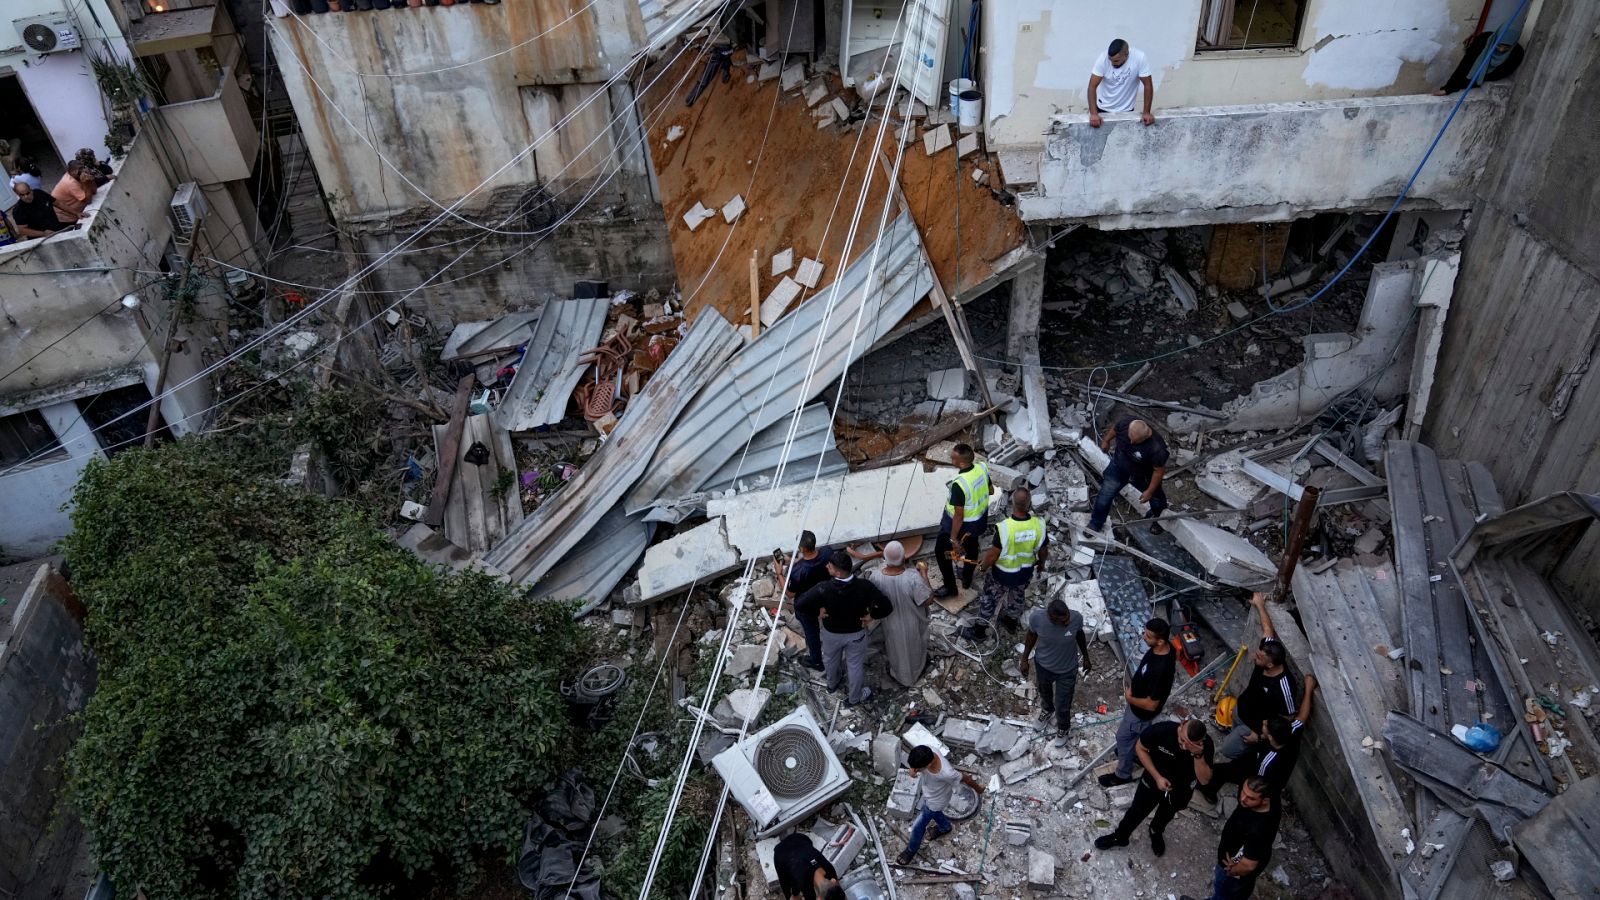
top-left (948, 78), bottom-right (975, 117)
top-left (958, 89), bottom-right (983, 128)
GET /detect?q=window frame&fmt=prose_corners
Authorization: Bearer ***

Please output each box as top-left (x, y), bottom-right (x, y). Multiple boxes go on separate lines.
top-left (0, 408), bottom-right (68, 471)
top-left (1195, 0), bottom-right (1310, 53)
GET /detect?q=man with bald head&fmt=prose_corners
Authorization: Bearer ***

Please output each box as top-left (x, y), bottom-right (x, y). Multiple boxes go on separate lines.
top-left (1088, 415), bottom-right (1169, 534)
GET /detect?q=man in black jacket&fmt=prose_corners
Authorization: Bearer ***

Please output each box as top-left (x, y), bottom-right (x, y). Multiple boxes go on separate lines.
top-left (1095, 719), bottom-right (1213, 857)
top-left (773, 832), bottom-right (845, 900)
top-left (796, 551), bottom-right (893, 706)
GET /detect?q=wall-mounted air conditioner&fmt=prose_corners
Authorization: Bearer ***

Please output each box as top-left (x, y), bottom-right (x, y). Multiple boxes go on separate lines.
top-left (712, 705), bottom-right (852, 838)
top-left (14, 15), bottom-right (82, 54)
top-left (170, 182), bottom-right (207, 240)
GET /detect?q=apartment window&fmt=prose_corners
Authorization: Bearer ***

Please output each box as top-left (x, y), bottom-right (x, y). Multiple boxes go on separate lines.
top-left (0, 409), bottom-right (65, 470)
top-left (1198, 0), bottom-right (1307, 51)
top-left (78, 385), bottom-right (172, 456)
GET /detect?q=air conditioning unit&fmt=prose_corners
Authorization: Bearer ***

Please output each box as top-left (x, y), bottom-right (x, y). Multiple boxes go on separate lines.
top-left (712, 705), bottom-right (852, 838)
top-left (170, 182), bottom-right (207, 240)
top-left (14, 15), bottom-right (81, 54)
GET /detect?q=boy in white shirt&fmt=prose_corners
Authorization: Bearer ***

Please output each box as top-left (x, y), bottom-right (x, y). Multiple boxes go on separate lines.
top-left (1088, 38), bottom-right (1156, 127)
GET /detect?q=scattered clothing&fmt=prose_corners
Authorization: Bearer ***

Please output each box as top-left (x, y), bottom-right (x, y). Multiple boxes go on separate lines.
top-left (1090, 46), bottom-right (1151, 113)
top-left (866, 567), bottom-right (931, 688)
top-left (774, 833), bottom-right (836, 900)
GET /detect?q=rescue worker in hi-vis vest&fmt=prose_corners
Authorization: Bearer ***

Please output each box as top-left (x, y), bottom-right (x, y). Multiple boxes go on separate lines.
top-left (962, 488), bottom-right (1050, 641)
top-left (934, 443), bottom-right (991, 599)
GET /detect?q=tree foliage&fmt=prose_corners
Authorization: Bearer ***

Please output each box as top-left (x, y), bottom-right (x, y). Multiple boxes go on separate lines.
top-left (64, 439), bottom-right (586, 899)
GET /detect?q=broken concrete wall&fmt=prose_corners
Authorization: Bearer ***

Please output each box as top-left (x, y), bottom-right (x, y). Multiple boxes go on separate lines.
top-left (982, 0), bottom-right (1496, 149)
top-left (0, 566), bottom-right (94, 898)
top-left (1427, 0), bottom-right (1600, 609)
top-left (1020, 92), bottom-right (1507, 227)
top-left (1169, 259), bottom-right (1428, 434)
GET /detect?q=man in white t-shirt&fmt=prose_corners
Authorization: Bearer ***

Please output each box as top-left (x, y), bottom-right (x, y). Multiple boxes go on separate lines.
top-left (1088, 38), bottom-right (1155, 127)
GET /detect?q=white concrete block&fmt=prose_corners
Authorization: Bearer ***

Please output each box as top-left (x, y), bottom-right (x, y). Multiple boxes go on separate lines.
top-left (813, 106), bottom-right (836, 128)
top-left (1027, 848), bottom-right (1056, 890)
top-left (682, 201), bottom-right (716, 231)
top-left (714, 687), bottom-right (771, 726)
top-left (830, 96), bottom-right (851, 121)
top-left (941, 718), bottom-right (986, 746)
top-left (722, 194), bottom-right (747, 224)
top-left (1196, 474), bottom-right (1256, 510)
top-left (971, 167), bottom-right (989, 185)
top-left (637, 518), bottom-right (739, 600)
top-left (795, 257), bottom-right (825, 289)
top-left (771, 247), bottom-right (794, 277)
top-left (923, 124), bottom-right (953, 155)
top-left (976, 721), bottom-right (1022, 755)
top-left (1166, 519), bottom-right (1276, 588)
top-left (761, 276), bottom-right (803, 326)
top-left (902, 721), bottom-right (950, 757)
top-left (984, 461), bottom-right (1025, 492)
top-left (803, 78), bottom-right (829, 107)
top-left (726, 644), bottom-right (766, 676)
top-left (887, 768), bottom-right (921, 819)
top-left (872, 732), bottom-right (902, 778)
top-left (927, 367), bottom-right (968, 400)
top-left (1059, 579), bottom-right (1113, 641)
top-left (758, 60), bottom-right (782, 82)
top-left (956, 133), bottom-right (979, 158)
top-left (780, 63), bottom-right (805, 92)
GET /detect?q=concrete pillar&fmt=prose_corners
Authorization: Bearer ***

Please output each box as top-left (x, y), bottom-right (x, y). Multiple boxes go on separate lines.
top-left (1007, 260), bottom-right (1045, 367)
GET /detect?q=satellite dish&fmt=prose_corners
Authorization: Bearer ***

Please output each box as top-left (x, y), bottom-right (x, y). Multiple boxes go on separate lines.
top-left (22, 23), bottom-right (58, 53)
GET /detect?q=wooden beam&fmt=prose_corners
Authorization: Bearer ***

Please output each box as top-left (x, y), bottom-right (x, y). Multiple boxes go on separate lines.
top-left (748, 251), bottom-right (761, 338)
top-left (421, 375), bottom-right (477, 527)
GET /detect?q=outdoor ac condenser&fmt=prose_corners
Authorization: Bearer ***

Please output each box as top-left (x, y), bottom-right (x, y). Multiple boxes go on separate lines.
top-left (711, 705), bottom-right (852, 838)
top-left (14, 15), bottom-right (82, 54)
top-left (170, 182), bottom-right (207, 239)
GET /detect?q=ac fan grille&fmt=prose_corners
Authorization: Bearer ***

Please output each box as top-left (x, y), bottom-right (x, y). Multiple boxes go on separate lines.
top-left (753, 726), bottom-right (828, 798)
top-left (23, 24), bottom-right (57, 52)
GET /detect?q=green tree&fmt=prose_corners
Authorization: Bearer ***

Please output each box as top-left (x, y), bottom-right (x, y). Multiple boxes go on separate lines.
top-left (64, 440), bottom-right (586, 899)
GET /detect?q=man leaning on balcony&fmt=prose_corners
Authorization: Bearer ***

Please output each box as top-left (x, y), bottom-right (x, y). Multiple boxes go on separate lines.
top-left (1088, 38), bottom-right (1156, 128)
top-left (51, 161), bottom-right (101, 224)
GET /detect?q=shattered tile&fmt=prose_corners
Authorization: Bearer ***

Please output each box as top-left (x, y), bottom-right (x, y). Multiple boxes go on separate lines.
top-left (956, 133), bottom-right (979, 158)
top-left (771, 247), bottom-right (794, 276)
top-left (780, 62), bottom-right (805, 92)
top-left (830, 96), bottom-right (851, 121)
top-left (722, 194), bottom-right (747, 224)
top-left (794, 257), bottom-right (825, 288)
top-left (923, 124), bottom-right (953, 155)
top-left (761, 276), bottom-right (803, 326)
top-left (681, 201), bottom-right (716, 231)
top-left (803, 78), bottom-right (829, 107)
top-left (758, 60), bottom-right (781, 82)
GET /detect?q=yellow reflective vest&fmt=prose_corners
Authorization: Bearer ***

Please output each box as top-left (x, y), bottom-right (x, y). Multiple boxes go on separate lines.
top-left (945, 462), bottom-right (991, 520)
top-left (996, 515), bottom-right (1045, 572)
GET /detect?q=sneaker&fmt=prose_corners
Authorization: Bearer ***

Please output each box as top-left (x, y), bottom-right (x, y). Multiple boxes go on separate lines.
top-left (1098, 773), bottom-right (1133, 788)
top-left (1093, 833), bottom-right (1128, 851)
top-left (1036, 708), bottom-right (1054, 723)
top-left (895, 850), bottom-right (916, 867)
top-left (933, 586), bottom-right (956, 599)
top-left (1149, 830), bottom-right (1166, 857)
top-left (1051, 734), bottom-right (1070, 748)
top-left (845, 687), bottom-right (874, 707)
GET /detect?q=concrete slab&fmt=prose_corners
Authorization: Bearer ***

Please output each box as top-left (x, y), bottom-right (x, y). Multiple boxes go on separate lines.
top-left (976, 721), bottom-right (1022, 755)
top-left (803, 78), bottom-right (828, 107)
top-left (683, 201), bottom-right (716, 231)
top-left (726, 644), bottom-right (766, 676)
top-left (637, 518), bottom-right (739, 600)
top-left (771, 247), bottom-right (794, 276)
top-left (923, 124), bottom-right (953, 155)
top-left (887, 768), bottom-right (921, 819)
top-left (927, 367), bottom-right (968, 400)
top-left (941, 718), bottom-right (986, 746)
top-left (795, 257), bottom-right (825, 289)
top-left (1027, 848), bottom-right (1056, 890)
top-left (1059, 579), bottom-right (1113, 641)
top-left (780, 63), bottom-right (805, 91)
top-left (902, 721), bottom-right (950, 757)
top-left (872, 733), bottom-right (901, 778)
top-left (714, 687), bottom-right (772, 727)
top-left (722, 193), bottom-right (747, 224)
top-left (956, 133), bottom-right (979, 158)
top-left (761, 276), bottom-right (803, 326)
top-left (1166, 519), bottom-right (1275, 589)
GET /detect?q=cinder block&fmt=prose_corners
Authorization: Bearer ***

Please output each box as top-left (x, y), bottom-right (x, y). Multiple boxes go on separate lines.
top-left (682, 202), bottom-right (716, 231)
top-left (1027, 848), bottom-right (1056, 890)
top-left (795, 257), bottom-right (825, 289)
top-left (956, 133), bottom-right (979, 158)
top-left (887, 768), bottom-right (921, 819)
top-left (830, 96), bottom-right (851, 120)
top-left (872, 732), bottom-right (901, 778)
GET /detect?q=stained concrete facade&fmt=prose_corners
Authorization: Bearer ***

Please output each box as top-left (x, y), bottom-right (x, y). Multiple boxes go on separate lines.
top-left (266, 3), bottom-right (677, 321)
top-left (1426, 0), bottom-right (1600, 605)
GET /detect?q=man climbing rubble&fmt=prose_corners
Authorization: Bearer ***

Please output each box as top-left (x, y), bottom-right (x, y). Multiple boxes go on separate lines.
top-left (774, 831), bottom-right (847, 900)
top-left (895, 745), bottom-right (987, 867)
top-left (775, 530), bottom-right (834, 671)
top-left (961, 488), bottom-right (1048, 640)
top-left (1094, 718), bottom-right (1214, 858)
top-left (1181, 777), bottom-right (1282, 900)
top-left (1087, 415), bottom-right (1169, 536)
top-left (934, 444), bottom-right (991, 599)
top-left (1100, 618), bottom-right (1177, 787)
top-left (1019, 598), bottom-right (1090, 747)
top-left (795, 551), bottom-right (893, 706)
top-left (1218, 593), bottom-right (1304, 762)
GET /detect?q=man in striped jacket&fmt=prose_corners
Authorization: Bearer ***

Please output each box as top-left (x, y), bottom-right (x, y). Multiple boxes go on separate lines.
top-left (1219, 593), bottom-right (1309, 762)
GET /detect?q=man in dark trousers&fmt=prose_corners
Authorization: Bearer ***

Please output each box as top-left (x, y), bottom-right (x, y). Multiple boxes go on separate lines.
top-left (963, 488), bottom-right (1048, 640)
top-left (1019, 597), bottom-right (1091, 747)
top-left (1220, 593), bottom-right (1302, 761)
top-left (1100, 618), bottom-right (1177, 787)
top-left (1094, 719), bottom-right (1213, 857)
top-left (934, 443), bottom-right (991, 598)
top-left (775, 530), bottom-right (833, 671)
top-left (1201, 712), bottom-right (1308, 803)
top-left (1088, 415), bottom-right (1169, 534)
top-left (796, 551), bottom-right (893, 706)
top-left (1181, 777), bottom-right (1282, 900)
top-left (773, 832), bottom-right (846, 900)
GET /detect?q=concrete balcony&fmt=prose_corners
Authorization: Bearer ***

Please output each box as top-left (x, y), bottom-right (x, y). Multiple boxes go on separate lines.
top-left (1010, 88), bottom-right (1510, 228)
top-left (155, 64), bottom-right (259, 185)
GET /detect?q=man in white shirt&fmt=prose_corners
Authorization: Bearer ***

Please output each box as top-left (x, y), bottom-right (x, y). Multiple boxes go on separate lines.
top-left (1088, 38), bottom-right (1155, 127)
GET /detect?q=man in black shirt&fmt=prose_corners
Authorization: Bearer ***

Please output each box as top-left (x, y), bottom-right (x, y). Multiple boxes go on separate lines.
top-left (1100, 618), bottom-right (1178, 786)
top-left (1095, 719), bottom-right (1213, 857)
top-left (8, 182), bottom-right (69, 238)
top-left (1088, 415), bottom-right (1170, 533)
top-left (1183, 777), bottom-right (1281, 900)
top-left (1201, 714), bottom-right (1306, 803)
top-left (773, 832), bottom-right (846, 900)
top-left (775, 530), bottom-right (833, 671)
top-left (1221, 593), bottom-right (1304, 761)
top-left (796, 551), bottom-right (892, 706)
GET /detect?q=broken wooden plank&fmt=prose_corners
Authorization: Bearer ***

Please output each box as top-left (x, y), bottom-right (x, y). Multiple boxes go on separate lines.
top-left (857, 404), bottom-right (1002, 471)
top-left (421, 375), bottom-right (476, 528)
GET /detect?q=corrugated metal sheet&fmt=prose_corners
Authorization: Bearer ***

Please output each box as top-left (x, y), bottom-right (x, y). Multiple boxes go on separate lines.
top-left (638, 0), bottom-right (724, 47)
top-left (627, 211), bottom-right (933, 512)
top-left (492, 298), bottom-right (608, 432)
top-left (700, 403), bottom-right (847, 495)
top-left (533, 505), bottom-right (656, 616)
top-left (484, 311), bottom-right (744, 584)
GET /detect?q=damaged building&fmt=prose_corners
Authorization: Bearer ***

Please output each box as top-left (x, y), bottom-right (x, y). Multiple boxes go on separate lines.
top-left (3, 0), bottom-right (1598, 897)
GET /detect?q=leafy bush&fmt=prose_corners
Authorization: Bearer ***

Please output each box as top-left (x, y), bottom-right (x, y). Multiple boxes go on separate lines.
top-left (64, 439), bottom-right (586, 899)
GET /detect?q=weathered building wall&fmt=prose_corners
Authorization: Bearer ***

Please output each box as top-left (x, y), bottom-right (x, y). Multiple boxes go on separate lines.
top-left (1019, 91), bottom-right (1507, 226)
top-left (1, 0), bottom-right (131, 168)
top-left (981, 0), bottom-right (1513, 148)
top-left (0, 565), bottom-right (94, 899)
top-left (1427, 0), bottom-right (1600, 605)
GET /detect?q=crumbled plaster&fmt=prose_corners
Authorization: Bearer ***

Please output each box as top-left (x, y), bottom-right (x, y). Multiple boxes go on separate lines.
top-left (1301, 0), bottom-right (1451, 89)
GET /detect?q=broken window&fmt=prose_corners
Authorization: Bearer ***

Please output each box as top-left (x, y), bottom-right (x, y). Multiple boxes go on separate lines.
top-left (1197, 0), bottom-right (1307, 51)
top-left (77, 385), bottom-right (172, 456)
top-left (0, 409), bottom-right (65, 469)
